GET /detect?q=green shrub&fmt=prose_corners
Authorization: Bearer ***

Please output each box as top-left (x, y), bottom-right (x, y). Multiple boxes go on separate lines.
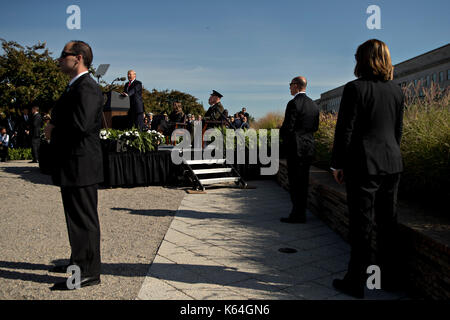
top-left (312, 84), bottom-right (450, 205)
top-left (8, 148), bottom-right (32, 160)
top-left (400, 86), bottom-right (450, 202)
top-left (252, 112), bottom-right (284, 130)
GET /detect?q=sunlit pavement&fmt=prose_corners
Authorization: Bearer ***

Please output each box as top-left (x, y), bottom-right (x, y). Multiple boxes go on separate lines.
top-left (137, 180), bottom-right (407, 300)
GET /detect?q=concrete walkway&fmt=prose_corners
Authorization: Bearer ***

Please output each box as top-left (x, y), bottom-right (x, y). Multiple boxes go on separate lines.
top-left (138, 180), bottom-right (407, 300)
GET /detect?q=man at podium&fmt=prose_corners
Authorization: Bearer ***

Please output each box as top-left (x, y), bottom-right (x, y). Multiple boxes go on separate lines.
top-left (121, 70), bottom-right (144, 130)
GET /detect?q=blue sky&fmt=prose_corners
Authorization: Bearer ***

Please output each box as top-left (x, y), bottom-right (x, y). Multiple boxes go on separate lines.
top-left (1, 0), bottom-right (449, 119)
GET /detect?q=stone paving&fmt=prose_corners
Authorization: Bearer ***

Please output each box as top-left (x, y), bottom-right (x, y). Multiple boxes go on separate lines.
top-left (138, 180), bottom-right (408, 300)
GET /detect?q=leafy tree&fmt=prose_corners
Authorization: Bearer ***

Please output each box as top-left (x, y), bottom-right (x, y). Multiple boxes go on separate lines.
top-left (0, 39), bottom-right (69, 113)
top-left (0, 39), bottom-right (205, 118)
top-left (142, 88), bottom-right (205, 116)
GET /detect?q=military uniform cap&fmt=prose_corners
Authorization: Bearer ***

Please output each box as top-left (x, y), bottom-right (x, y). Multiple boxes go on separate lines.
top-left (211, 90), bottom-right (223, 98)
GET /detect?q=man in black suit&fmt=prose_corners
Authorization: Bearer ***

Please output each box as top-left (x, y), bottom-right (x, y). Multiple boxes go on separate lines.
top-left (30, 106), bottom-right (42, 163)
top-left (121, 70), bottom-right (144, 130)
top-left (17, 108), bottom-right (31, 148)
top-left (330, 39), bottom-right (404, 298)
top-left (45, 40), bottom-right (104, 290)
top-left (280, 76), bottom-right (319, 223)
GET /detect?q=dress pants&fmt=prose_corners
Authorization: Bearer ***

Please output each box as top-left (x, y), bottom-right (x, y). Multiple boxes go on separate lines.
top-left (61, 184), bottom-right (101, 278)
top-left (344, 172), bottom-right (401, 286)
top-left (129, 111), bottom-right (144, 131)
top-left (31, 138), bottom-right (40, 162)
top-left (287, 156), bottom-right (311, 219)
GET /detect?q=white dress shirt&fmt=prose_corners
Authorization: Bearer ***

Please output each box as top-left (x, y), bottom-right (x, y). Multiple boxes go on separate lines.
top-left (68, 70), bottom-right (89, 87)
top-left (1, 133), bottom-right (9, 147)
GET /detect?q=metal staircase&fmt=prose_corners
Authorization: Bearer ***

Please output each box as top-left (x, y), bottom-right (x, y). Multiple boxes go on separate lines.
top-left (183, 158), bottom-right (247, 191)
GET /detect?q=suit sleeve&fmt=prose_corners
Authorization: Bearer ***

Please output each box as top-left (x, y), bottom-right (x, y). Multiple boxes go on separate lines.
top-left (280, 100), bottom-right (297, 143)
top-left (330, 82), bottom-right (359, 170)
top-left (395, 93), bottom-right (405, 145)
top-left (71, 81), bottom-right (102, 137)
top-left (32, 115), bottom-right (42, 138)
top-left (126, 81), bottom-right (142, 97)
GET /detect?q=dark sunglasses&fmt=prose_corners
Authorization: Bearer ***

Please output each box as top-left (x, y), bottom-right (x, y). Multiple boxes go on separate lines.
top-left (60, 51), bottom-right (77, 59)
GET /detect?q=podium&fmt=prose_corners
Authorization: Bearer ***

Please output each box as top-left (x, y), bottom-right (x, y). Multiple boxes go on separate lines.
top-left (102, 91), bottom-right (130, 129)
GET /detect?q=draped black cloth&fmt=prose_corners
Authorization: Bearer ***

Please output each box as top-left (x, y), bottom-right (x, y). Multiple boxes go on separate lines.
top-left (102, 150), bottom-right (179, 187)
top-left (40, 141), bottom-right (182, 187)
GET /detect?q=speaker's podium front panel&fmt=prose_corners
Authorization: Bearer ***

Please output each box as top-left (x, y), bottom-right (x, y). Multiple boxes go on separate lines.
top-left (103, 91), bottom-right (130, 129)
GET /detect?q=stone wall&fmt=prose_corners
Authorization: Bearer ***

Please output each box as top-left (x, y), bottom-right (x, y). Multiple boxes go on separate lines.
top-left (277, 159), bottom-right (450, 299)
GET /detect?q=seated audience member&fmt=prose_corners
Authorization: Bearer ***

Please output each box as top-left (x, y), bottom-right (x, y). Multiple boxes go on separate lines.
top-left (0, 127), bottom-right (9, 162)
top-left (143, 117), bottom-right (151, 131)
top-left (158, 113), bottom-right (172, 137)
top-left (148, 113), bottom-right (153, 126)
top-left (240, 116), bottom-right (250, 129)
top-left (242, 107), bottom-right (250, 120)
top-left (233, 114), bottom-right (242, 128)
top-left (228, 116), bottom-right (235, 128)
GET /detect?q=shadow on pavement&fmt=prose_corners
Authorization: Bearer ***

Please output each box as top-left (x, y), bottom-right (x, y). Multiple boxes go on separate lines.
top-left (1, 166), bottom-right (53, 186)
top-left (0, 259), bottom-right (152, 285)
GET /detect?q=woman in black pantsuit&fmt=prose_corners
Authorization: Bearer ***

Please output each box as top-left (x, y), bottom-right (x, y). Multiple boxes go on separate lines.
top-left (330, 39), bottom-right (405, 298)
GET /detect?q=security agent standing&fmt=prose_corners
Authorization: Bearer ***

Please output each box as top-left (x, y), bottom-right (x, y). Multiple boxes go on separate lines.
top-left (30, 106), bottom-right (42, 163)
top-left (280, 76), bottom-right (319, 224)
top-left (330, 39), bottom-right (404, 299)
top-left (45, 40), bottom-right (104, 290)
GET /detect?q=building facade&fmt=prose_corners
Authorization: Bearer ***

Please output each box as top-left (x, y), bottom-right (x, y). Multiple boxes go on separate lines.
top-left (317, 43), bottom-right (450, 112)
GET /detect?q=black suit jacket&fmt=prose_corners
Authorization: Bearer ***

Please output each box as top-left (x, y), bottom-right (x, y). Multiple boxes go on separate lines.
top-left (50, 73), bottom-right (104, 187)
top-left (331, 78), bottom-right (404, 175)
top-left (30, 112), bottom-right (42, 139)
top-left (280, 93), bottom-right (320, 159)
top-left (125, 80), bottom-right (144, 114)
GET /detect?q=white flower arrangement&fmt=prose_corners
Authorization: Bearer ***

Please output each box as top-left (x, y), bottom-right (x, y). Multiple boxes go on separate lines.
top-left (100, 128), bottom-right (166, 152)
top-left (99, 129), bottom-right (111, 140)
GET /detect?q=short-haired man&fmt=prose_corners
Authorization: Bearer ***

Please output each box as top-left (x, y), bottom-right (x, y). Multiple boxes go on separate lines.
top-left (122, 70), bottom-right (144, 130)
top-left (30, 106), bottom-right (42, 163)
top-left (45, 40), bottom-right (104, 290)
top-left (280, 76), bottom-right (319, 223)
top-left (242, 107), bottom-right (249, 120)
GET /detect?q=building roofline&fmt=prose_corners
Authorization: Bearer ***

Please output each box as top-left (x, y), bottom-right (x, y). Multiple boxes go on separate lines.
top-left (394, 43), bottom-right (450, 67)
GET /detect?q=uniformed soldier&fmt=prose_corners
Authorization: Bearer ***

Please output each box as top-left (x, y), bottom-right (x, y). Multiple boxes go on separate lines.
top-left (204, 90), bottom-right (225, 122)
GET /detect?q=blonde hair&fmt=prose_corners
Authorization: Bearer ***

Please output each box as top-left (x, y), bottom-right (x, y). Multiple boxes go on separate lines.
top-left (173, 101), bottom-right (182, 112)
top-left (354, 39), bottom-right (393, 81)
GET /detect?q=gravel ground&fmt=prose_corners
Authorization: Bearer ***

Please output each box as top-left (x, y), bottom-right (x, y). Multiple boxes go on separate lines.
top-left (0, 160), bottom-right (185, 300)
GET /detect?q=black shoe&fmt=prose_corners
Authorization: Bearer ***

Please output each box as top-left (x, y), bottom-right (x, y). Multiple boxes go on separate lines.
top-left (49, 264), bottom-right (70, 273)
top-left (332, 278), bottom-right (364, 299)
top-left (280, 216), bottom-right (306, 224)
top-left (50, 276), bottom-right (101, 291)
top-left (29, 160), bottom-right (38, 163)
